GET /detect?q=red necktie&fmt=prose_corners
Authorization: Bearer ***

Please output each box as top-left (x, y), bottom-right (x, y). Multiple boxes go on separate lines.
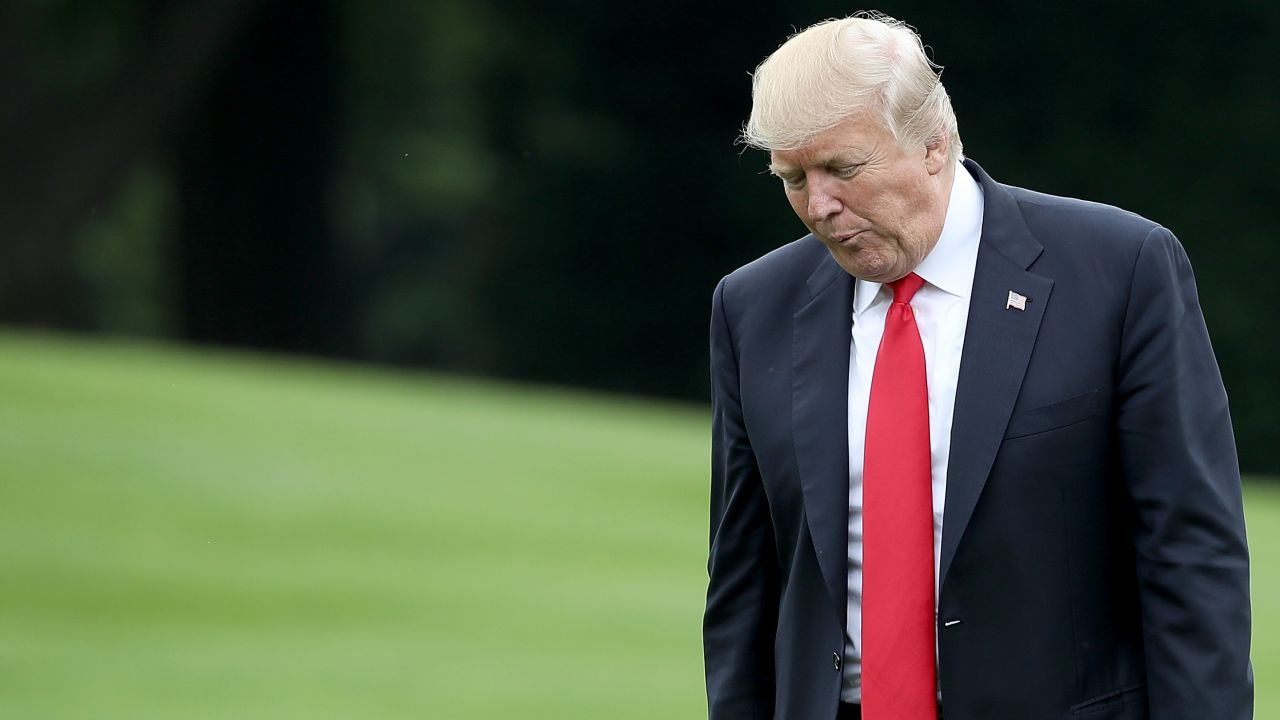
top-left (861, 272), bottom-right (937, 719)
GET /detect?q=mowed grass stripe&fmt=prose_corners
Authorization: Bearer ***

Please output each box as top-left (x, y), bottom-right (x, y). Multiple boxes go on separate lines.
top-left (0, 333), bottom-right (708, 719)
top-left (0, 331), bottom-right (1274, 718)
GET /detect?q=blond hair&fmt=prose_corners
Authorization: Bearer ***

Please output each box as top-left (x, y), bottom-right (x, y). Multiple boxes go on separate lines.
top-left (743, 12), bottom-right (963, 159)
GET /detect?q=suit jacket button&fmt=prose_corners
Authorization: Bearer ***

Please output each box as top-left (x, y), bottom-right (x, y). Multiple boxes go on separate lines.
top-left (833, 653), bottom-right (842, 671)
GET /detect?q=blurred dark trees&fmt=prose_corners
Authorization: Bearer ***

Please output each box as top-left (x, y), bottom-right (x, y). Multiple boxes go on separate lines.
top-left (176, 0), bottom-right (341, 352)
top-left (1, 0), bottom-right (1277, 471)
top-left (0, 0), bottom-right (259, 327)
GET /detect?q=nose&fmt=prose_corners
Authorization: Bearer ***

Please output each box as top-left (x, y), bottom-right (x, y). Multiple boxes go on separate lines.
top-left (806, 178), bottom-right (843, 222)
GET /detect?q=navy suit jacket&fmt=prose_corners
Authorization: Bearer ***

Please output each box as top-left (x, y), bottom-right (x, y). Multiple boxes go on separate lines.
top-left (704, 160), bottom-right (1252, 719)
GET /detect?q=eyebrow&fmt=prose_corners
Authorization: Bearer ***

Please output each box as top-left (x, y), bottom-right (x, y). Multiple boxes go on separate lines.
top-left (768, 153), bottom-right (864, 177)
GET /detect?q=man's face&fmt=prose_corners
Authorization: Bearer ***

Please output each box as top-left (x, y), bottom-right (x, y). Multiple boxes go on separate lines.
top-left (768, 112), bottom-right (953, 283)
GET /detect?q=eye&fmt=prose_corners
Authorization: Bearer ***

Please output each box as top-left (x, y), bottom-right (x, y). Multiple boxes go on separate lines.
top-left (780, 174), bottom-right (806, 190)
top-left (831, 164), bottom-right (863, 179)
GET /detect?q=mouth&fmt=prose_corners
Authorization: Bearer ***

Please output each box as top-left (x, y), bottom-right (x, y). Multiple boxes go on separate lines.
top-left (831, 230), bottom-right (868, 247)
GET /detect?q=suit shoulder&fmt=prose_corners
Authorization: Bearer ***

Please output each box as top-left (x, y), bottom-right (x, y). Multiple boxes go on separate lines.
top-left (719, 234), bottom-right (827, 301)
top-left (1005, 184), bottom-right (1164, 251)
top-left (995, 181), bottom-right (1192, 312)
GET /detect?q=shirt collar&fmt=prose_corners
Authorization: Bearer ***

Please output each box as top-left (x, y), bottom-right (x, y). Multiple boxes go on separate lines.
top-left (853, 161), bottom-right (985, 315)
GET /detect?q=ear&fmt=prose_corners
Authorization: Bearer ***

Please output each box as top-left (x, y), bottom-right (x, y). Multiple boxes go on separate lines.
top-left (923, 134), bottom-right (950, 175)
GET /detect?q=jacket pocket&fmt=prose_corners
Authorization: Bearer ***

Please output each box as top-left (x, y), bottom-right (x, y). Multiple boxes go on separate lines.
top-left (1069, 683), bottom-right (1147, 716)
top-left (1003, 389), bottom-right (1101, 440)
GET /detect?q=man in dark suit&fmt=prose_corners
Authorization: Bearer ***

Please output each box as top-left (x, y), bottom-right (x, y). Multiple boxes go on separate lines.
top-left (704, 13), bottom-right (1251, 720)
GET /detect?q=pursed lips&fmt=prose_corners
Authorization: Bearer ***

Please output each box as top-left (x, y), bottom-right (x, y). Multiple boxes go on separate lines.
top-left (831, 229), bottom-right (870, 247)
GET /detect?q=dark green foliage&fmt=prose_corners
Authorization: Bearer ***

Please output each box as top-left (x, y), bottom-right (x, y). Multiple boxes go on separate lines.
top-left (5, 0), bottom-right (1277, 469)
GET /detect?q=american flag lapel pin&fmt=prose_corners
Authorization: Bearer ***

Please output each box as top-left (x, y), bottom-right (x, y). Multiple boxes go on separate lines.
top-left (1006, 290), bottom-right (1028, 311)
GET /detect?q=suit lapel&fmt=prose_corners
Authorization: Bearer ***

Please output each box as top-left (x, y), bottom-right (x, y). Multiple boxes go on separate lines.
top-left (792, 249), bottom-right (855, 622)
top-left (939, 160), bottom-right (1053, 588)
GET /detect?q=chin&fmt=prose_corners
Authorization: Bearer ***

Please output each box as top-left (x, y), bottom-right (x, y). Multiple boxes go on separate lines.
top-left (836, 253), bottom-right (897, 282)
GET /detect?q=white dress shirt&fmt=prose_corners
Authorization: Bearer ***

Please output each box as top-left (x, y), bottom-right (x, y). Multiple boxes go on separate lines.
top-left (841, 163), bottom-right (984, 703)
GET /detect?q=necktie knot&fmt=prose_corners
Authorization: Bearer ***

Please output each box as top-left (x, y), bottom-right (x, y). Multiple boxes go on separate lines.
top-left (889, 272), bottom-right (925, 304)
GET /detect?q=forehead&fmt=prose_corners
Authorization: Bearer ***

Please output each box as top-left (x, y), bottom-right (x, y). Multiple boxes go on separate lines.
top-left (769, 112), bottom-right (892, 169)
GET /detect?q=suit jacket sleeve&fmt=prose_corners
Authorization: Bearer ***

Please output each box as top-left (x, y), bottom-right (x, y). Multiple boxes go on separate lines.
top-left (704, 276), bottom-right (781, 719)
top-left (1117, 227), bottom-right (1253, 718)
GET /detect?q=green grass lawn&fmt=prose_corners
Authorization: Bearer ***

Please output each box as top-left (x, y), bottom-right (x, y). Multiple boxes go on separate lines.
top-left (0, 331), bottom-right (1273, 718)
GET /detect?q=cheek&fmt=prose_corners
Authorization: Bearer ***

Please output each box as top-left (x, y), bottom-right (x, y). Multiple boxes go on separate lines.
top-left (849, 186), bottom-right (886, 218)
